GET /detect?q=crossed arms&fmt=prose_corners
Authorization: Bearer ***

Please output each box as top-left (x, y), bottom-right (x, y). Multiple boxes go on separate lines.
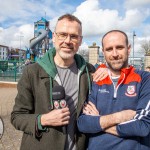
top-left (77, 77), bottom-right (150, 138)
top-left (81, 101), bottom-right (135, 136)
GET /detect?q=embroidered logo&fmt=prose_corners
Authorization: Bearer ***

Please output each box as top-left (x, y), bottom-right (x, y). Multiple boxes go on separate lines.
top-left (54, 101), bottom-right (60, 109)
top-left (98, 89), bottom-right (109, 93)
top-left (60, 100), bottom-right (66, 108)
top-left (125, 85), bottom-right (137, 97)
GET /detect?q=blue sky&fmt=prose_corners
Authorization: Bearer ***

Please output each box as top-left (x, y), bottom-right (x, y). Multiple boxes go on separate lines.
top-left (0, 0), bottom-right (150, 57)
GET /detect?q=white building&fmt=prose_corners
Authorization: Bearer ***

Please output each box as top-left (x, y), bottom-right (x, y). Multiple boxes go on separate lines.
top-left (0, 45), bottom-right (9, 60)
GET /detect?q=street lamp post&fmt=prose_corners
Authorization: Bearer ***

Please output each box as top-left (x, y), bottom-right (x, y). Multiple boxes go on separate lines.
top-left (19, 34), bottom-right (24, 63)
top-left (133, 31), bottom-right (136, 66)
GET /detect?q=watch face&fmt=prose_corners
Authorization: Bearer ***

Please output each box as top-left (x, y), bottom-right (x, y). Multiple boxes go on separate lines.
top-left (0, 117), bottom-right (4, 139)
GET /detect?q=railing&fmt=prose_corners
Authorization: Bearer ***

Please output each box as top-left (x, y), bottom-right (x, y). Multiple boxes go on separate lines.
top-left (0, 60), bottom-right (34, 82)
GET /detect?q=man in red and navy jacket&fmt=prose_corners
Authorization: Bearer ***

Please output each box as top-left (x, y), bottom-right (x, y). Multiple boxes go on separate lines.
top-left (77, 30), bottom-right (150, 150)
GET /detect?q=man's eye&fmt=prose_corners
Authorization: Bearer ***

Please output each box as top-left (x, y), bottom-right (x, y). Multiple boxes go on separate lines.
top-left (106, 48), bottom-right (112, 52)
top-left (60, 33), bottom-right (67, 37)
top-left (71, 35), bottom-right (78, 39)
top-left (116, 45), bottom-right (124, 50)
top-left (117, 47), bottom-right (123, 50)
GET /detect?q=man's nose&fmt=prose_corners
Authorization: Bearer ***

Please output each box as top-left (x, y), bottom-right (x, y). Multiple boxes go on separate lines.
top-left (112, 49), bottom-right (118, 57)
top-left (64, 35), bottom-right (71, 43)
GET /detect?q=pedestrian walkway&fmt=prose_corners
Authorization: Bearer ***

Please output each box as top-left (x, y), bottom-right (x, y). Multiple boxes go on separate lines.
top-left (0, 87), bottom-right (22, 150)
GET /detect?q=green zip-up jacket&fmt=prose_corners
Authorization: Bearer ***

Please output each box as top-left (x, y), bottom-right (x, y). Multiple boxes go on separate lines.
top-left (11, 48), bottom-right (95, 150)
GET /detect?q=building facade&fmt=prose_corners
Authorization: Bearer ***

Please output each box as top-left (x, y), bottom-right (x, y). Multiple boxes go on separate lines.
top-left (0, 45), bottom-right (9, 60)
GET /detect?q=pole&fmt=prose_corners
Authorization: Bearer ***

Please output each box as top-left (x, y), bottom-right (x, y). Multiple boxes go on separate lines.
top-left (19, 34), bottom-right (24, 64)
top-left (45, 11), bottom-right (46, 19)
top-left (19, 35), bottom-right (21, 63)
top-left (133, 31), bottom-right (136, 66)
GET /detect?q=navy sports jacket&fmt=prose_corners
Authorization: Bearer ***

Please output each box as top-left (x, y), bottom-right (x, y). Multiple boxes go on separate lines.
top-left (78, 65), bottom-right (150, 150)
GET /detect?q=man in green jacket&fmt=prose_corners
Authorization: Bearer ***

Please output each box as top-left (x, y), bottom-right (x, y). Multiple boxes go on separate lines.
top-left (11, 14), bottom-right (106, 150)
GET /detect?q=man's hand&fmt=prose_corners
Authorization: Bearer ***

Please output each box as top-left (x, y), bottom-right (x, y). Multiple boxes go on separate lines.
top-left (41, 107), bottom-right (70, 127)
top-left (100, 109), bottom-right (136, 129)
top-left (83, 101), bottom-right (99, 116)
top-left (105, 126), bottom-right (118, 136)
top-left (92, 68), bottom-right (108, 82)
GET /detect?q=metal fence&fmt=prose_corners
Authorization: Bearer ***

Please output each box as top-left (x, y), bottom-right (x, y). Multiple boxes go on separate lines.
top-left (0, 60), bottom-right (32, 82)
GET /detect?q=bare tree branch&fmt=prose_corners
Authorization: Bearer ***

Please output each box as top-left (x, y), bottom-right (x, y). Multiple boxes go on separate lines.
top-left (141, 40), bottom-right (150, 55)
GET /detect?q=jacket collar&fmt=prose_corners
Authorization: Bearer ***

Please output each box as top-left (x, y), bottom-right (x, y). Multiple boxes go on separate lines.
top-left (96, 64), bottom-right (136, 85)
top-left (37, 48), bottom-right (57, 78)
top-left (98, 64), bottom-right (135, 76)
top-left (38, 65), bottom-right (50, 78)
top-left (37, 48), bottom-right (87, 78)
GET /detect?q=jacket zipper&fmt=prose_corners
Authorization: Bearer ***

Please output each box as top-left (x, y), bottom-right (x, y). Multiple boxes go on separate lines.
top-left (108, 70), bottom-right (125, 99)
top-left (114, 73), bottom-right (125, 98)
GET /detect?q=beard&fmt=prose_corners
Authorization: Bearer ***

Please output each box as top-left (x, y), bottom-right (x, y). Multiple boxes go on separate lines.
top-left (57, 48), bottom-right (76, 60)
top-left (107, 57), bottom-right (128, 72)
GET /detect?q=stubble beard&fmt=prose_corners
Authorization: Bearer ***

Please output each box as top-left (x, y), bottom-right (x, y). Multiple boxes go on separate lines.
top-left (58, 49), bottom-right (75, 60)
top-left (107, 58), bottom-right (128, 72)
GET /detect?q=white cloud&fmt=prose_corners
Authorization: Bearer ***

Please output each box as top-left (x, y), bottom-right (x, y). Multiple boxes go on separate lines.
top-left (0, 0), bottom-right (150, 57)
top-left (73, 0), bottom-right (119, 36)
top-left (73, 0), bottom-right (149, 37)
top-left (0, 0), bottom-right (76, 48)
top-left (118, 9), bottom-right (145, 30)
top-left (125, 0), bottom-right (150, 9)
top-left (72, 0), bottom-right (150, 55)
top-left (0, 0), bottom-right (32, 23)
top-left (0, 24), bottom-right (33, 48)
top-left (0, 0), bottom-right (74, 26)
top-left (142, 24), bottom-right (150, 37)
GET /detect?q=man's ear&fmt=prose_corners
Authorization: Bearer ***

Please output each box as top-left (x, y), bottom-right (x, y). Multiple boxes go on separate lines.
top-left (128, 44), bottom-right (131, 56)
top-left (101, 48), bottom-right (106, 63)
top-left (79, 36), bottom-right (83, 46)
top-left (52, 32), bottom-right (55, 43)
top-left (102, 48), bottom-right (104, 55)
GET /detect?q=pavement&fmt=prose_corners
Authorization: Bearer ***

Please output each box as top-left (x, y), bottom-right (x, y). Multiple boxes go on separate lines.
top-left (0, 87), bottom-right (22, 150)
